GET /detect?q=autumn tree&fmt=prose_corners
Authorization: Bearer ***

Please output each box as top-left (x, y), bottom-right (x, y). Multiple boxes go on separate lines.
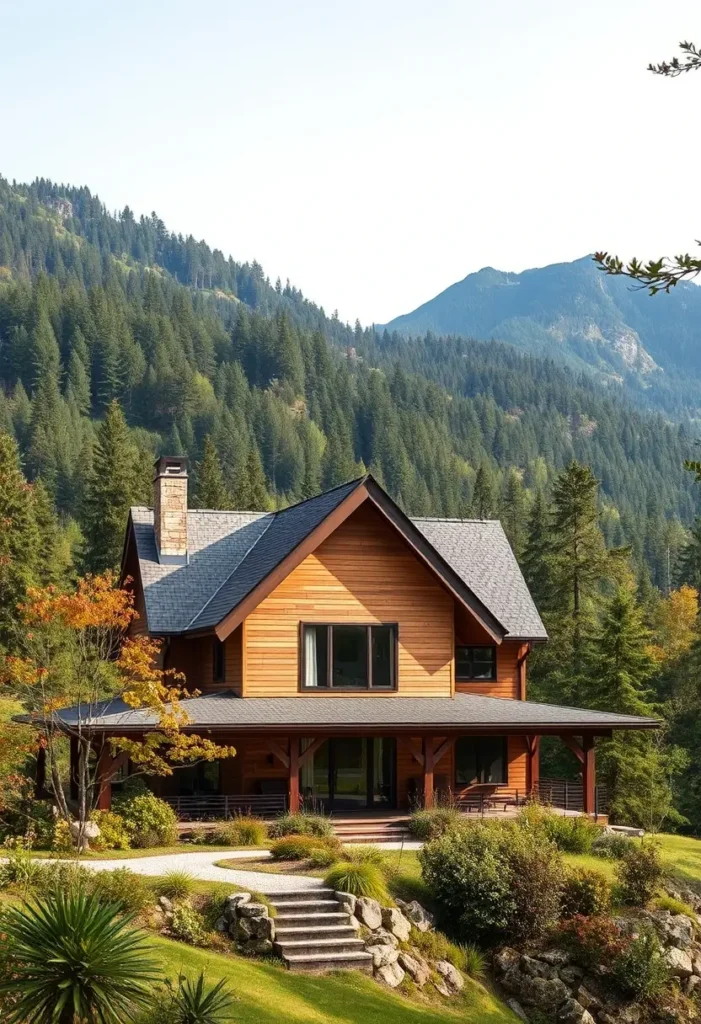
top-left (3, 574), bottom-right (235, 850)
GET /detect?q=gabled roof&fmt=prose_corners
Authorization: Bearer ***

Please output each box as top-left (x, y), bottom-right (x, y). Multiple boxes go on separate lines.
top-left (51, 691), bottom-right (657, 733)
top-left (125, 475), bottom-right (547, 641)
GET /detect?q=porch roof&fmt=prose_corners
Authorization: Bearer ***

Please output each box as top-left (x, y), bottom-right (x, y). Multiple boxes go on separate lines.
top-left (51, 691), bottom-right (659, 734)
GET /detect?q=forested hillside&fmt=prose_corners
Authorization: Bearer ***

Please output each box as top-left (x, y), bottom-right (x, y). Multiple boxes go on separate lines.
top-left (0, 175), bottom-right (697, 593)
top-left (381, 256), bottom-right (701, 416)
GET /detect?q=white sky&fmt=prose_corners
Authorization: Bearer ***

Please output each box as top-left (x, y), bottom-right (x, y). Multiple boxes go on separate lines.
top-left (1, 0), bottom-right (699, 324)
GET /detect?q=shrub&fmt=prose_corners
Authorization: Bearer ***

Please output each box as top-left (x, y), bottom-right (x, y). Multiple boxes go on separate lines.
top-left (268, 811), bottom-right (332, 838)
top-left (559, 914), bottom-right (627, 970)
top-left (342, 844), bottom-right (387, 867)
top-left (592, 831), bottom-right (636, 860)
top-left (269, 835), bottom-right (340, 861)
top-left (91, 810), bottom-right (132, 851)
top-left (154, 871), bottom-right (196, 901)
top-left (616, 842), bottom-right (663, 906)
top-left (324, 861), bottom-right (389, 902)
top-left (307, 846), bottom-right (338, 868)
top-left (652, 894), bottom-right (697, 920)
top-left (88, 868), bottom-right (154, 914)
top-left (611, 925), bottom-right (669, 1000)
top-left (409, 927), bottom-right (471, 972)
top-left (116, 793), bottom-right (179, 848)
top-left (518, 804), bottom-right (600, 853)
top-left (0, 890), bottom-right (159, 1023)
top-left (212, 816), bottom-right (266, 847)
top-left (164, 971), bottom-right (236, 1024)
top-left (561, 868), bottom-right (612, 918)
top-left (0, 838), bottom-right (43, 889)
top-left (420, 821), bottom-right (564, 946)
top-left (169, 904), bottom-right (209, 946)
top-left (461, 943), bottom-right (487, 980)
top-left (52, 818), bottom-right (74, 851)
top-left (408, 807), bottom-right (463, 841)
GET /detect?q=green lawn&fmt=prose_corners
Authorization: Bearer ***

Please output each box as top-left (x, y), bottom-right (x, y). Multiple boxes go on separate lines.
top-left (29, 844), bottom-right (266, 860)
top-left (153, 935), bottom-right (515, 1024)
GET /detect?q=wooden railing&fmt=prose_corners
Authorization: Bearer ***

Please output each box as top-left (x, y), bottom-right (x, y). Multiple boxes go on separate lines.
top-left (538, 778), bottom-right (608, 815)
top-left (163, 794), bottom-right (287, 820)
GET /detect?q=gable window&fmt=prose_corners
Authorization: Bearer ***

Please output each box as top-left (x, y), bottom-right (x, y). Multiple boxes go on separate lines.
top-left (455, 645), bottom-right (496, 681)
top-left (301, 624), bottom-right (397, 690)
top-left (213, 639), bottom-right (226, 683)
top-left (455, 737), bottom-right (507, 786)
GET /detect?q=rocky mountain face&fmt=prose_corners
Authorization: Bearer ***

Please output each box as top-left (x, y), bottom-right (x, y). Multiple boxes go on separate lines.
top-left (381, 256), bottom-right (701, 408)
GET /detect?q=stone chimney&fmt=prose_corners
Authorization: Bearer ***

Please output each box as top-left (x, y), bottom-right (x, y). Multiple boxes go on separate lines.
top-left (153, 456), bottom-right (188, 564)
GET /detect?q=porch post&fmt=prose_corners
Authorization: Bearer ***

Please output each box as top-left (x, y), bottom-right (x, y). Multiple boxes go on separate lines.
top-left (34, 738), bottom-right (47, 799)
top-left (288, 736), bottom-right (300, 813)
top-left (423, 736), bottom-right (435, 809)
top-left (581, 734), bottom-right (596, 817)
top-left (526, 735), bottom-right (540, 798)
top-left (96, 743), bottom-right (113, 811)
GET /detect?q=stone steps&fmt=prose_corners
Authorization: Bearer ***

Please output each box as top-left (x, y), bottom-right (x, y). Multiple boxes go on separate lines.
top-left (268, 890), bottom-right (373, 973)
top-left (332, 819), bottom-right (412, 844)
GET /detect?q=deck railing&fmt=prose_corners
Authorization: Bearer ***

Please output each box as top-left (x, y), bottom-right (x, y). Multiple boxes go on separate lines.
top-left (163, 794), bottom-right (287, 820)
top-left (538, 778), bottom-right (608, 815)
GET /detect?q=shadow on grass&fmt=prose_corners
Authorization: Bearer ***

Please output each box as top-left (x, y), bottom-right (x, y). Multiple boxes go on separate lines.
top-left (154, 936), bottom-right (515, 1024)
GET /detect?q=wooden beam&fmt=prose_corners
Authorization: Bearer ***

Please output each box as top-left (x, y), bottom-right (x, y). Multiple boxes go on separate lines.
top-left (96, 743), bottom-right (113, 811)
top-left (433, 736), bottom-right (455, 766)
top-left (582, 734), bottom-right (596, 817)
top-left (423, 736), bottom-right (435, 809)
top-left (409, 739), bottom-right (424, 767)
top-left (526, 734), bottom-right (540, 795)
top-left (561, 734), bottom-right (584, 763)
top-left (266, 741), bottom-right (290, 769)
top-left (288, 736), bottom-right (300, 813)
top-left (517, 643), bottom-right (530, 701)
top-left (298, 737), bottom-right (325, 769)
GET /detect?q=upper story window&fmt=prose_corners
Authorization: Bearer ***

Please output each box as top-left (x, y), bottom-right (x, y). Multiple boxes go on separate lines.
top-left (301, 624), bottom-right (397, 690)
top-left (213, 638), bottom-right (226, 683)
top-left (455, 645), bottom-right (496, 682)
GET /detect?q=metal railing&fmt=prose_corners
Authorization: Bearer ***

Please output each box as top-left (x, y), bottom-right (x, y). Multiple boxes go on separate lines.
top-left (163, 794), bottom-right (287, 820)
top-left (538, 778), bottom-right (608, 815)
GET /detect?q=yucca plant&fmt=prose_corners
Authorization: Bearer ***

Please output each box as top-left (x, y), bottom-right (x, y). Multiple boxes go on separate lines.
top-left (0, 889), bottom-right (160, 1024)
top-left (166, 972), bottom-right (235, 1024)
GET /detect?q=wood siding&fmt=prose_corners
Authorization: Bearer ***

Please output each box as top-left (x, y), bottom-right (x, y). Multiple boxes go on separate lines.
top-left (454, 638), bottom-right (524, 699)
top-left (167, 628), bottom-right (242, 695)
top-left (244, 503), bottom-right (455, 697)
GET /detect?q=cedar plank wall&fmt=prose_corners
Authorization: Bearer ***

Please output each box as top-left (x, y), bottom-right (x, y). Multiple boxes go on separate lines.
top-left (169, 628), bottom-right (243, 695)
top-left (244, 503), bottom-right (455, 697)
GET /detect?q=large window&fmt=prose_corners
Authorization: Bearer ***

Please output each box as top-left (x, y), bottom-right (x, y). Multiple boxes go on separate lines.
top-left (455, 645), bottom-right (496, 681)
top-left (455, 737), bottom-right (507, 786)
top-left (301, 624), bottom-right (397, 690)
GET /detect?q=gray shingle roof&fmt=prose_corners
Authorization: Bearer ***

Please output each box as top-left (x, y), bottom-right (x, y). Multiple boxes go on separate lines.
top-left (54, 691), bottom-right (657, 732)
top-left (129, 478), bottom-right (546, 640)
top-left (414, 519), bottom-right (546, 640)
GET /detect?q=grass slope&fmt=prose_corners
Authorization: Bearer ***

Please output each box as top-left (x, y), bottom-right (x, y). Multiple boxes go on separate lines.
top-left (154, 936), bottom-right (515, 1024)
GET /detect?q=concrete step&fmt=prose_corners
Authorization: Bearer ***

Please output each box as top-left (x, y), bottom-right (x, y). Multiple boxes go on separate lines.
top-left (267, 888), bottom-right (336, 903)
top-left (270, 899), bottom-right (342, 914)
top-left (274, 924), bottom-right (358, 941)
top-left (283, 950), bottom-right (374, 973)
top-left (275, 937), bottom-right (366, 957)
top-left (274, 911), bottom-right (351, 925)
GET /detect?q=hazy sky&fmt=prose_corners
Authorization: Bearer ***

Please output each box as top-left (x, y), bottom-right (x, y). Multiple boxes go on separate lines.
top-left (2, 0), bottom-right (699, 324)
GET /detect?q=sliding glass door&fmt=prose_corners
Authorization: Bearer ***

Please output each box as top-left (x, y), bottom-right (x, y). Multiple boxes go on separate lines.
top-left (300, 738), bottom-right (396, 810)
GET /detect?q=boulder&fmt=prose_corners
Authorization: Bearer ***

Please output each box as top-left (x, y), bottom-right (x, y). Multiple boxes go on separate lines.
top-left (665, 946), bottom-right (693, 977)
top-left (521, 955), bottom-right (557, 980)
top-left (435, 959), bottom-right (464, 993)
top-left (685, 975), bottom-right (701, 997)
top-left (348, 914), bottom-right (361, 931)
top-left (540, 949), bottom-right (571, 967)
top-left (576, 986), bottom-right (601, 1012)
top-left (691, 951), bottom-right (701, 976)
top-left (214, 916), bottom-right (228, 933)
top-left (507, 999), bottom-right (529, 1022)
top-left (367, 944), bottom-right (400, 969)
top-left (355, 897), bottom-right (382, 930)
top-left (238, 902), bottom-right (269, 918)
top-left (245, 938), bottom-right (273, 955)
top-left (399, 952), bottom-right (430, 987)
top-left (158, 896), bottom-right (174, 913)
top-left (397, 899), bottom-right (435, 933)
top-left (494, 948), bottom-right (522, 975)
top-left (376, 961), bottom-right (405, 988)
top-left (559, 966), bottom-right (585, 987)
top-left (370, 928), bottom-right (398, 947)
top-left (70, 820), bottom-right (100, 849)
top-left (227, 892), bottom-right (251, 907)
top-left (557, 998), bottom-right (595, 1024)
top-left (666, 913), bottom-right (694, 949)
top-left (502, 970), bottom-right (570, 1012)
top-left (381, 907), bottom-right (412, 942)
top-left (335, 891), bottom-right (356, 915)
top-left (434, 978), bottom-right (452, 998)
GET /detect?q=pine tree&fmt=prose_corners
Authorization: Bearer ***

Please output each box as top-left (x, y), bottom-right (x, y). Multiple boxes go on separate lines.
top-left (192, 435), bottom-right (230, 510)
top-left (521, 490), bottom-right (553, 610)
top-left (244, 444), bottom-right (270, 511)
top-left (80, 400), bottom-right (140, 572)
top-left (0, 433), bottom-right (39, 651)
top-left (32, 477), bottom-right (71, 586)
top-left (470, 464), bottom-right (496, 519)
top-left (500, 469), bottom-right (527, 558)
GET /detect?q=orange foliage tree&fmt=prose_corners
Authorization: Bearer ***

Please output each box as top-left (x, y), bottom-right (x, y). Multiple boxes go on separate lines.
top-left (2, 572), bottom-right (235, 849)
